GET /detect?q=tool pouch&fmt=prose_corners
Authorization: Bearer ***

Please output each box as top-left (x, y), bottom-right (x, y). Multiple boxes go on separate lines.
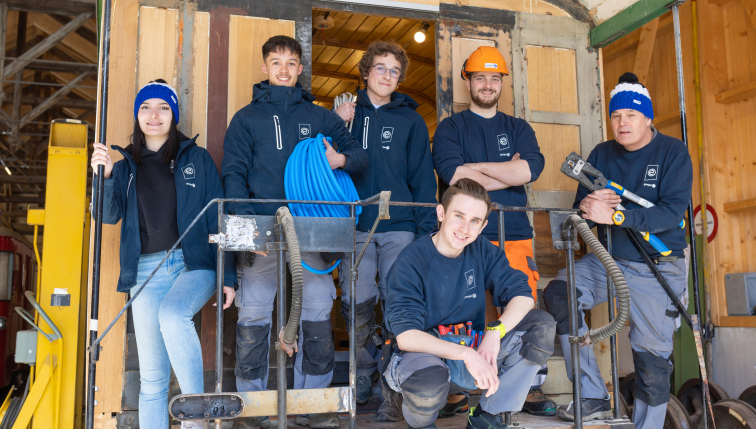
top-left (434, 330), bottom-right (477, 390)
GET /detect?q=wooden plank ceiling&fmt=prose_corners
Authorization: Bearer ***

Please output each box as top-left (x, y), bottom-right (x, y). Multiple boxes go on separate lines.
top-left (311, 9), bottom-right (438, 138)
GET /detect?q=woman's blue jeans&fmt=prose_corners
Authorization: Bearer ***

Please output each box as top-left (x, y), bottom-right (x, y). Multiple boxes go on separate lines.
top-left (130, 249), bottom-right (216, 429)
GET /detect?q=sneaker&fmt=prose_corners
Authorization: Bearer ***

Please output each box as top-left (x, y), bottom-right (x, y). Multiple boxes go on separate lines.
top-left (438, 394), bottom-right (469, 418)
top-left (522, 387), bottom-right (557, 416)
top-left (356, 375), bottom-right (372, 404)
top-left (232, 417), bottom-right (272, 429)
top-left (294, 413), bottom-right (339, 428)
top-left (557, 397), bottom-right (613, 421)
top-left (466, 406), bottom-right (508, 429)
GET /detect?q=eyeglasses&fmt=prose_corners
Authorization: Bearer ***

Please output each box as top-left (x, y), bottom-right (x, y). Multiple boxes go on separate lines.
top-left (370, 64), bottom-right (401, 79)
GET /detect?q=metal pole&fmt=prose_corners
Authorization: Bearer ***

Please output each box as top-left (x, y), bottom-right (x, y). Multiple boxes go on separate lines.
top-left (564, 228), bottom-right (583, 429)
top-left (605, 226), bottom-right (621, 419)
top-left (276, 223), bottom-right (287, 428)
top-left (670, 4), bottom-right (709, 429)
top-left (349, 205), bottom-right (357, 429)
top-left (85, 0), bottom-right (112, 425)
top-left (214, 201), bottom-right (225, 429)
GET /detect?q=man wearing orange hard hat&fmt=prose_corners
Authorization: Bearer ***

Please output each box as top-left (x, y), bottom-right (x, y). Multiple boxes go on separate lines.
top-left (432, 45), bottom-right (556, 421)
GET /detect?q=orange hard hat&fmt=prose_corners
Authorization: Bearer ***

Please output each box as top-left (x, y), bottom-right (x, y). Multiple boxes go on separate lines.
top-left (461, 46), bottom-right (509, 79)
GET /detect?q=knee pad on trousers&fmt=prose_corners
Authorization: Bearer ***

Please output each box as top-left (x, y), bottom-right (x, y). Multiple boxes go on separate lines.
top-left (514, 309), bottom-right (557, 366)
top-left (234, 323), bottom-right (270, 381)
top-left (543, 280), bottom-right (583, 335)
top-left (302, 320), bottom-right (336, 376)
top-left (340, 298), bottom-right (375, 345)
top-left (399, 366), bottom-right (450, 418)
top-left (632, 349), bottom-right (673, 407)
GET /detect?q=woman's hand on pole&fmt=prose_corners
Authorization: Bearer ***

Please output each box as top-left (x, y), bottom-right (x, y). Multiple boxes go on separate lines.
top-left (91, 142), bottom-right (114, 179)
top-left (213, 286), bottom-right (236, 310)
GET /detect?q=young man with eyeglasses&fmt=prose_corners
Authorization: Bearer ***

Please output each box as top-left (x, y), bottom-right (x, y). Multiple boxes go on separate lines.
top-left (334, 40), bottom-right (437, 417)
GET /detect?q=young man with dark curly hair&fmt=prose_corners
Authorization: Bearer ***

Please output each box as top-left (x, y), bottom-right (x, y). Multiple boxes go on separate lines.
top-left (333, 40), bottom-right (438, 415)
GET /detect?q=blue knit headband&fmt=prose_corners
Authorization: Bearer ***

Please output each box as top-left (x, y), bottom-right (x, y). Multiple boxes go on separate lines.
top-left (609, 82), bottom-right (653, 120)
top-left (134, 82), bottom-right (180, 124)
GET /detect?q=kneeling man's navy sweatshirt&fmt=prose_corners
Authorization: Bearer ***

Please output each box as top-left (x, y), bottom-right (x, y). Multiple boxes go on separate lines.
top-left (385, 233), bottom-right (533, 337)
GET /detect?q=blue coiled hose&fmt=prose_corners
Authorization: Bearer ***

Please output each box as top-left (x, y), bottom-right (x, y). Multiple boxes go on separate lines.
top-left (284, 134), bottom-right (361, 274)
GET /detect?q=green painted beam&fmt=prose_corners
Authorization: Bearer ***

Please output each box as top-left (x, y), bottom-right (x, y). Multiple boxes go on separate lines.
top-left (590, 0), bottom-right (676, 48)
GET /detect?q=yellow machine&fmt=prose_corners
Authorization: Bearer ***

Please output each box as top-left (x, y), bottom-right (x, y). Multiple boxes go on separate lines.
top-left (0, 119), bottom-right (91, 429)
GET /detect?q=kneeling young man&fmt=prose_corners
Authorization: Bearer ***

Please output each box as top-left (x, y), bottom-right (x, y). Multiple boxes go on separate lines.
top-left (384, 178), bottom-right (556, 429)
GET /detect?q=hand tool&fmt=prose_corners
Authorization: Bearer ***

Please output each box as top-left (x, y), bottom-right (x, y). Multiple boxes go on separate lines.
top-left (561, 152), bottom-right (674, 256)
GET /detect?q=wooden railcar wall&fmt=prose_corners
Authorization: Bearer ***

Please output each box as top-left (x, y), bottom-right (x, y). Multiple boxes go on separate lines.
top-left (601, 0), bottom-right (756, 329)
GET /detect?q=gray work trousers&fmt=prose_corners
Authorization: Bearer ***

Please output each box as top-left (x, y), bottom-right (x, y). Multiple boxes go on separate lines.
top-left (384, 309), bottom-right (555, 428)
top-left (338, 231), bottom-right (414, 377)
top-left (235, 252), bottom-right (337, 392)
top-left (549, 252), bottom-right (687, 429)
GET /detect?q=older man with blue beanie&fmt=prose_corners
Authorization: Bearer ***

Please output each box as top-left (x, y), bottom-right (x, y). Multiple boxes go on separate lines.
top-left (542, 72), bottom-right (693, 429)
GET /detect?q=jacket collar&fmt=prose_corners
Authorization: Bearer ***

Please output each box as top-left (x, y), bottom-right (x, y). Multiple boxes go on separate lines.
top-left (356, 88), bottom-right (419, 111)
top-left (252, 80), bottom-right (316, 107)
top-left (112, 133), bottom-right (199, 164)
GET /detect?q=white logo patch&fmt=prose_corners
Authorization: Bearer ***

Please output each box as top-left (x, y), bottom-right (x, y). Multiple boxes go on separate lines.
top-left (465, 293), bottom-right (477, 299)
top-left (381, 127), bottom-right (394, 144)
top-left (298, 124), bottom-right (311, 140)
top-left (484, 63), bottom-right (498, 69)
top-left (644, 165), bottom-right (659, 181)
top-left (497, 133), bottom-right (510, 151)
top-left (633, 99), bottom-right (642, 105)
top-left (464, 269), bottom-right (476, 291)
top-left (171, 95), bottom-right (177, 104)
top-left (182, 164), bottom-right (195, 180)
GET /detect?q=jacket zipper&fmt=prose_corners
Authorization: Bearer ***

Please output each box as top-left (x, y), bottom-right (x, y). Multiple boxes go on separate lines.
top-left (273, 115), bottom-right (282, 150)
top-left (126, 174), bottom-right (133, 195)
top-left (362, 116), bottom-right (369, 149)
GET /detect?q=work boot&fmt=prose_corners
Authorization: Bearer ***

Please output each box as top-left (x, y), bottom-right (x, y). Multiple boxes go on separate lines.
top-left (557, 396), bottom-right (613, 421)
top-left (356, 375), bottom-right (372, 404)
top-left (522, 387), bottom-right (557, 416)
top-left (376, 378), bottom-right (403, 422)
top-left (466, 407), bottom-right (508, 429)
top-left (294, 413), bottom-right (339, 428)
top-left (232, 417), bottom-right (272, 429)
top-left (438, 393), bottom-right (469, 418)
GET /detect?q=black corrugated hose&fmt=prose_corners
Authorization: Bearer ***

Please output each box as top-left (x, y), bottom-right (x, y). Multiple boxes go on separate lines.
top-left (277, 207), bottom-right (303, 347)
top-left (568, 214), bottom-right (631, 344)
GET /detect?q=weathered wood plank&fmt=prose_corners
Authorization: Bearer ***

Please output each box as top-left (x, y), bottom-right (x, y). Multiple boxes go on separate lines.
top-left (632, 18), bottom-right (659, 84)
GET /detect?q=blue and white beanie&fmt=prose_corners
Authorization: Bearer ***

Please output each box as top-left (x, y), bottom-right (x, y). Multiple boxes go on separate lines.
top-left (133, 80), bottom-right (180, 124)
top-left (609, 72), bottom-right (653, 120)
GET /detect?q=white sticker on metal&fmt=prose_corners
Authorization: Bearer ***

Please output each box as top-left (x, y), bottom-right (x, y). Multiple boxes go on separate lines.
top-left (90, 319), bottom-right (98, 331)
top-left (572, 159), bottom-right (585, 176)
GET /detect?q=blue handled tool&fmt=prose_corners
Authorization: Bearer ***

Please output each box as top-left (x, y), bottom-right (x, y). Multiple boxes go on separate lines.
top-left (606, 181), bottom-right (685, 229)
top-left (561, 152), bottom-right (676, 256)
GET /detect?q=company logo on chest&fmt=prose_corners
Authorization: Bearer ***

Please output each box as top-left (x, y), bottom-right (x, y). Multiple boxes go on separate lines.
top-left (299, 124), bottom-right (311, 140)
top-left (496, 132), bottom-right (511, 157)
top-left (644, 164), bottom-right (659, 187)
top-left (182, 163), bottom-right (196, 187)
top-left (381, 126), bottom-right (394, 149)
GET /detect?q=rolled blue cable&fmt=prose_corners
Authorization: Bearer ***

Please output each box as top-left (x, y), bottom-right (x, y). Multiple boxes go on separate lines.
top-left (284, 134), bottom-right (362, 274)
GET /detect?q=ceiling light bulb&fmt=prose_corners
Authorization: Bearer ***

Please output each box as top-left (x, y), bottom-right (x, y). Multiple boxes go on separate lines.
top-left (4, 167), bottom-right (10, 176)
top-left (414, 31), bottom-right (426, 43)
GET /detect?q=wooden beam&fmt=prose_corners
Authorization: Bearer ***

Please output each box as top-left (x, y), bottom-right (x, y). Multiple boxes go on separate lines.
top-left (633, 18), bottom-right (659, 84)
top-left (3, 11), bottom-right (92, 79)
top-left (22, 95), bottom-right (95, 108)
top-left (590, 0), bottom-right (673, 47)
top-left (0, 0), bottom-right (94, 16)
top-left (29, 13), bottom-right (97, 63)
top-left (0, 4), bottom-right (7, 105)
top-left (15, 58), bottom-right (96, 73)
top-left (0, 175), bottom-right (44, 183)
top-left (709, 0), bottom-right (733, 5)
top-left (652, 110), bottom-right (679, 128)
top-left (312, 38), bottom-right (435, 68)
top-left (742, 0), bottom-right (756, 34)
top-left (19, 71), bottom-right (90, 128)
top-left (0, 195), bottom-right (44, 204)
top-left (723, 197), bottom-right (756, 213)
top-left (714, 80), bottom-right (756, 104)
top-left (311, 69), bottom-right (436, 106)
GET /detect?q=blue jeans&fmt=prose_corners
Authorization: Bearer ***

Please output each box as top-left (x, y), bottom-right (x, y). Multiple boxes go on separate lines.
top-left (131, 249), bottom-right (216, 429)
